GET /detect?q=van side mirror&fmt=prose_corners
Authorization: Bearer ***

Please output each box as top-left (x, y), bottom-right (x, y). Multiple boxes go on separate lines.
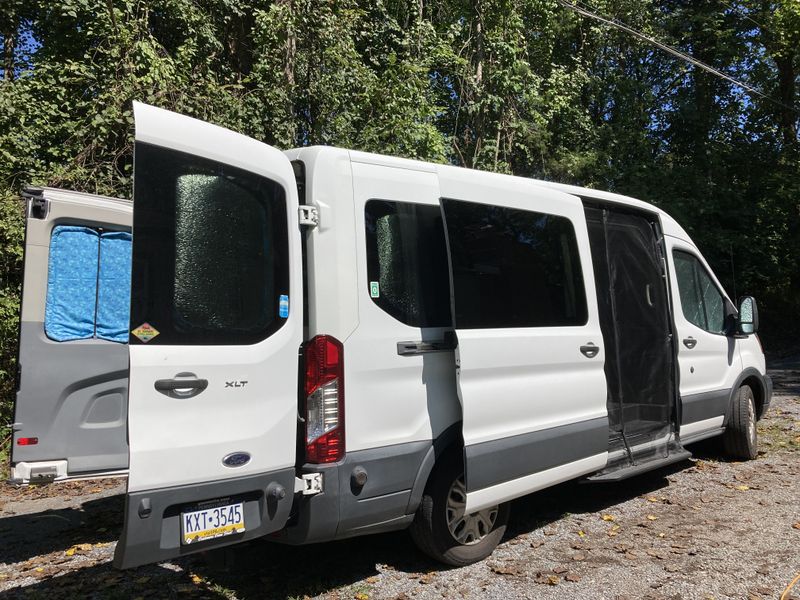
top-left (738, 296), bottom-right (759, 335)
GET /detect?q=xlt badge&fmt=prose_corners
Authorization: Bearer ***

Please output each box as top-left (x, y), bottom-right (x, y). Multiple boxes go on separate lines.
top-left (225, 381), bottom-right (248, 388)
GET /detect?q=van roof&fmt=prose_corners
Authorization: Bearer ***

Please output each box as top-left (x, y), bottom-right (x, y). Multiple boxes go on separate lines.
top-left (341, 148), bottom-right (692, 242)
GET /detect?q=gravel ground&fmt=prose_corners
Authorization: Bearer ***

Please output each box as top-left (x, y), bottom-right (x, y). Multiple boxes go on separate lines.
top-left (1, 359), bottom-right (798, 600)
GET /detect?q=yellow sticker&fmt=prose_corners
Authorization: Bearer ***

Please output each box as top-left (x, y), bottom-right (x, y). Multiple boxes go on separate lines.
top-left (132, 322), bottom-right (160, 343)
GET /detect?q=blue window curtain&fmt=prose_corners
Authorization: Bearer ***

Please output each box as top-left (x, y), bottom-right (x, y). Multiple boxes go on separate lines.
top-left (44, 226), bottom-right (100, 341)
top-left (96, 232), bottom-right (132, 342)
top-left (45, 226), bottom-right (131, 343)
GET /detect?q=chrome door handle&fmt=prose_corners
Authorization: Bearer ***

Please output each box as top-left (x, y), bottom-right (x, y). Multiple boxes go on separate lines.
top-left (683, 337), bottom-right (697, 349)
top-left (580, 343), bottom-right (599, 358)
top-left (154, 373), bottom-right (208, 398)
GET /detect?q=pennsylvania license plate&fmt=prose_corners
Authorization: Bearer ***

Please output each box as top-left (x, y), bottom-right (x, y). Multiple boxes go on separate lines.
top-left (181, 502), bottom-right (245, 545)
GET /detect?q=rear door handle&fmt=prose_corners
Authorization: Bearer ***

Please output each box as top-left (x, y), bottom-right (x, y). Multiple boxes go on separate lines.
top-left (683, 337), bottom-right (697, 349)
top-left (154, 373), bottom-right (208, 398)
top-left (580, 343), bottom-right (599, 358)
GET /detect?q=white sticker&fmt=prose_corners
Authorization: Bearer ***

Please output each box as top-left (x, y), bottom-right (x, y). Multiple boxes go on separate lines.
top-left (369, 281), bottom-right (380, 298)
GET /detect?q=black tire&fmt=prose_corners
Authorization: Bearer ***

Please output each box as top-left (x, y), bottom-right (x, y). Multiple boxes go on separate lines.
top-left (409, 452), bottom-right (509, 566)
top-left (722, 384), bottom-right (758, 460)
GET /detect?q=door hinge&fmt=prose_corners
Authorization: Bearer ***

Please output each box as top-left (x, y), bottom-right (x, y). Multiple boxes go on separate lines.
top-left (298, 206), bottom-right (319, 228)
top-left (298, 472), bottom-right (323, 495)
top-left (22, 187), bottom-right (48, 219)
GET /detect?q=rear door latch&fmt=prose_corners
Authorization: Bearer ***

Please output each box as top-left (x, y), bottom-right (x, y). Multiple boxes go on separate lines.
top-left (298, 206), bottom-right (319, 228)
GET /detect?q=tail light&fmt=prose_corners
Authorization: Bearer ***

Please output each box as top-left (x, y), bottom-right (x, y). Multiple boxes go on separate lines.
top-left (17, 437), bottom-right (38, 446)
top-left (304, 335), bottom-right (344, 463)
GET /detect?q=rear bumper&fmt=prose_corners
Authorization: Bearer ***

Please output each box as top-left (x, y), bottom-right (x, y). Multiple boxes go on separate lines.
top-left (113, 468), bottom-right (295, 569)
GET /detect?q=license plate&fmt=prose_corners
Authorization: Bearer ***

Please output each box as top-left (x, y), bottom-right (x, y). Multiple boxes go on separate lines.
top-left (181, 502), bottom-right (245, 545)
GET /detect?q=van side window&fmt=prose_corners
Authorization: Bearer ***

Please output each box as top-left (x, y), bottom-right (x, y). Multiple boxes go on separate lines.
top-left (441, 199), bottom-right (587, 329)
top-left (364, 200), bottom-right (452, 327)
top-left (672, 251), bottom-right (725, 334)
top-left (45, 225), bottom-right (132, 343)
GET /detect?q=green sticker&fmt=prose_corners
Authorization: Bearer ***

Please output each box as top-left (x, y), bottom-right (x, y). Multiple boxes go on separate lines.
top-left (370, 281), bottom-right (380, 298)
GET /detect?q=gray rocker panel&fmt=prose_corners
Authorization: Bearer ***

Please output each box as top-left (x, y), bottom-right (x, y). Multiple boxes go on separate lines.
top-left (12, 321), bottom-right (129, 473)
top-left (465, 416), bottom-right (609, 492)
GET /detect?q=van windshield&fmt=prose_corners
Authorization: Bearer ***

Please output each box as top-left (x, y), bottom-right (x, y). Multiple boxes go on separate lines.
top-left (130, 142), bottom-right (289, 345)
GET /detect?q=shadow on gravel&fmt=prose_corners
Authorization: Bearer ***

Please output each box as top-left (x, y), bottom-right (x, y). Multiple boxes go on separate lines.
top-left (0, 461), bottom-right (696, 599)
top-left (0, 494), bottom-right (123, 564)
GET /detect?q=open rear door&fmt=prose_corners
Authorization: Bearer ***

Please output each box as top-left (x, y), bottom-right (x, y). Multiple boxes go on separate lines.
top-left (11, 188), bottom-right (132, 483)
top-left (114, 103), bottom-right (302, 568)
top-left (437, 172), bottom-right (609, 514)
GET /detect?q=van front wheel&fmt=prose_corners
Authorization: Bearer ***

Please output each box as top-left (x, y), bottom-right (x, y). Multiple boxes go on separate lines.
top-left (723, 384), bottom-right (758, 460)
top-left (409, 454), bottom-right (509, 566)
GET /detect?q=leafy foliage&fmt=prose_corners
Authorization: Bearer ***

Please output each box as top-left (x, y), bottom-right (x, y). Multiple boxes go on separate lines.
top-left (0, 0), bottom-right (798, 434)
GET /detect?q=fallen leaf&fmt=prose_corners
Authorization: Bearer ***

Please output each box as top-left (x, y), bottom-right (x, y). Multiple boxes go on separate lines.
top-left (190, 574), bottom-right (203, 585)
top-left (646, 496), bottom-right (660, 503)
top-left (792, 523), bottom-right (800, 530)
top-left (571, 553), bottom-right (587, 561)
top-left (624, 551), bottom-right (638, 560)
top-left (354, 593), bottom-right (369, 600)
top-left (577, 530), bottom-right (586, 537)
top-left (553, 566), bottom-right (568, 574)
top-left (365, 576), bottom-right (379, 584)
top-left (565, 573), bottom-right (581, 582)
top-left (490, 564), bottom-right (521, 576)
top-left (418, 572), bottom-right (435, 584)
top-left (735, 484), bottom-right (750, 491)
top-left (543, 528), bottom-right (557, 536)
top-left (601, 514), bottom-right (616, 522)
top-left (646, 515), bottom-right (658, 521)
top-left (607, 524), bottom-right (621, 537)
top-left (530, 539), bottom-right (545, 548)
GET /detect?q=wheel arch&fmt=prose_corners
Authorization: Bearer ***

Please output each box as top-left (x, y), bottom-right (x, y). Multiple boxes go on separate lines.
top-left (406, 422), bottom-right (463, 515)
top-left (727, 368), bottom-right (768, 422)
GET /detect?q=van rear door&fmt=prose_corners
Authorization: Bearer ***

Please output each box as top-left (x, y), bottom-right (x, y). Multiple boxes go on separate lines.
top-left (11, 188), bottom-right (132, 484)
top-left (438, 172), bottom-right (608, 514)
top-left (114, 103), bottom-right (302, 568)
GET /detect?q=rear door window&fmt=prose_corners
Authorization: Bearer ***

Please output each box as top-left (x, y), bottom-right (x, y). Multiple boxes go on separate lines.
top-left (364, 200), bottom-right (451, 327)
top-left (441, 199), bottom-right (587, 329)
top-left (130, 142), bottom-right (289, 345)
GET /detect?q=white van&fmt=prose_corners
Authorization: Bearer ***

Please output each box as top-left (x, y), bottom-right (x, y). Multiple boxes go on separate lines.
top-left (10, 103), bottom-right (771, 569)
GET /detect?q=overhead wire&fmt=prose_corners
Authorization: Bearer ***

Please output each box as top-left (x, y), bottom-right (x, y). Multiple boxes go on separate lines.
top-left (556, 0), bottom-right (798, 114)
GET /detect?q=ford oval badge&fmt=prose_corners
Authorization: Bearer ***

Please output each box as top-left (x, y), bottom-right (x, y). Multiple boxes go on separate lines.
top-left (222, 452), bottom-right (251, 468)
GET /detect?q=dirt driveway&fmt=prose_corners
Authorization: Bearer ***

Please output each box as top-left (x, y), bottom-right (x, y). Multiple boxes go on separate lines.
top-left (1, 360), bottom-right (798, 600)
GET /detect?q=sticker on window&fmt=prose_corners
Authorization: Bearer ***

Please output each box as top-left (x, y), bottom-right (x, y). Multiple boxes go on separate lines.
top-left (132, 322), bottom-right (160, 343)
top-left (370, 281), bottom-right (380, 298)
top-left (279, 295), bottom-right (289, 318)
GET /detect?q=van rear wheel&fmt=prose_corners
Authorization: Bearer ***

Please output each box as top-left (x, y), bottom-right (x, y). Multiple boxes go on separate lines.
top-left (409, 454), bottom-right (509, 566)
top-left (722, 384), bottom-right (758, 460)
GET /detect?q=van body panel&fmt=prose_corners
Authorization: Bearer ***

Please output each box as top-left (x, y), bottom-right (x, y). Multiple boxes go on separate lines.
top-left (11, 189), bottom-right (132, 483)
top-left (346, 161), bottom-right (460, 453)
top-left (285, 146), bottom-right (360, 342)
top-left (436, 169), bottom-right (608, 509)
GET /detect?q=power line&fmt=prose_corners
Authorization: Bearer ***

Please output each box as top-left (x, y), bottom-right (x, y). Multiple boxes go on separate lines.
top-left (557, 0), bottom-right (797, 114)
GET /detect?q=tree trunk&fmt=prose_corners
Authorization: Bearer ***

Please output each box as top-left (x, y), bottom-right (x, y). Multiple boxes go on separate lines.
top-left (774, 54), bottom-right (798, 151)
top-left (3, 26), bottom-right (14, 82)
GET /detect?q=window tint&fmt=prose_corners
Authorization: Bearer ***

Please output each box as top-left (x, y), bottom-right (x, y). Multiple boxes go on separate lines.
top-left (130, 142), bottom-right (289, 345)
top-left (672, 250), bottom-right (726, 334)
top-left (441, 199), bottom-right (587, 329)
top-left (45, 225), bottom-right (131, 343)
top-left (364, 200), bottom-right (451, 327)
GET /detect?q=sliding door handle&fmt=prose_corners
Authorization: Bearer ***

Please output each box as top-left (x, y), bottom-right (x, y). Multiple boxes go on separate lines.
top-left (683, 337), bottom-right (697, 349)
top-left (580, 343), bottom-right (599, 358)
top-left (154, 373), bottom-right (208, 398)
top-left (397, 339), bottom-right (457, 356)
